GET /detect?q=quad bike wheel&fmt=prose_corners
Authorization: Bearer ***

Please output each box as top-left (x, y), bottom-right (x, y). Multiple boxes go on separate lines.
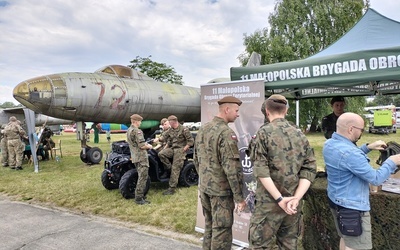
top-left (119, 169), bottom-right (151, 199)
top-left (101, 170), bottom-right (119, 190)
top-left (178, 162), bottom-right (198, 187)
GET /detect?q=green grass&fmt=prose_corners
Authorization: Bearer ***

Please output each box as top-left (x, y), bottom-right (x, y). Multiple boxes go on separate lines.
top-left (0, 131), bottom-right (398, 241)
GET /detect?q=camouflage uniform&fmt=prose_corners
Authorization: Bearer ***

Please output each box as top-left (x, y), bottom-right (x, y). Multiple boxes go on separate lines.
top-left (194, 116), bottom-right (244, 250)
top-left (127, 125), bottom-right (149, 201)
top-left (249, 118), bottom-right (316, 249)
top-left (1, 124), bottom-right (8, 166)
top-left (158, 124), bottom-right (193, 189)
top-left (4, 121), bottom-right (26, 168)
top-left (155, 128), bottom-right (169, 152)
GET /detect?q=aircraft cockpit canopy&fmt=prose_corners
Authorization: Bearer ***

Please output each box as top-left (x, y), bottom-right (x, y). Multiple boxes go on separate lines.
top-left (95, 65), bottom-right (145, 80)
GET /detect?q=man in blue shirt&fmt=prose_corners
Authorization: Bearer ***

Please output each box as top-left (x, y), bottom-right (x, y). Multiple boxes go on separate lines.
top-left (323, 112), bottom-right (400, 250)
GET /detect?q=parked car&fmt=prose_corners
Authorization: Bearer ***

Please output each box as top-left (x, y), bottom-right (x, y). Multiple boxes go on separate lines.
top-left (190, 122), bottom-right (201, 131)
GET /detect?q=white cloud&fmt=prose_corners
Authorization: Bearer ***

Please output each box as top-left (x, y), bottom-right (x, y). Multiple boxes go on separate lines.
top-left (0, 0), bottom-right (398, 104)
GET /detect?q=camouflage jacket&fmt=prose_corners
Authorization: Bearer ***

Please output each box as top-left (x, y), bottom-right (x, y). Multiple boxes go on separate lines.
top-left (3, 121), bottom-right (26, 140)
top-left (194, 116), bottom-right (244, 203)
top-left (127, 125), bottom-right (149, 164)
top-left (162, 124), bottom-right (193, 149)
top-left (251, 118), bottom-right (317, 201)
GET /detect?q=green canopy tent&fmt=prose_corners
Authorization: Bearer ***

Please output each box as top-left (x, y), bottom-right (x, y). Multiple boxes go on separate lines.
top-left (230, 8), bottom-right (400, 99)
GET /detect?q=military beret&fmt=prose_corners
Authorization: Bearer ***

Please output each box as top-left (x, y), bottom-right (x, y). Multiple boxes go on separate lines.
top-left (168, 115), bottom-right (178, 121)
top-left (330, 96), bottom-right (345, 105)
top-left (9, 116), bottom-right (17, 122)
top-left (130, 114), bottom-right (143, 121)
top-left (217, 96), bottom-right (242, 106)
top-left (267, 94), bottom-right (288, 105)
top-left (160, 118), bottom-right (168, 125)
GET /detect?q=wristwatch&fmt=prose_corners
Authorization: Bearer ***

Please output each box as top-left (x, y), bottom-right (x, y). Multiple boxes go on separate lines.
top-left (275, 196), bottom-right (283, 203)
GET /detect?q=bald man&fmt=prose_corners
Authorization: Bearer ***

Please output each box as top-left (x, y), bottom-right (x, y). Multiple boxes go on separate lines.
top-left (324, 112), bottom-right (400, 250)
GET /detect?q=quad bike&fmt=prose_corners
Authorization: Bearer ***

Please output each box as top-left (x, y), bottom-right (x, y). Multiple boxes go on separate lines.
top-left (101, 140), bottom-right (198, 199)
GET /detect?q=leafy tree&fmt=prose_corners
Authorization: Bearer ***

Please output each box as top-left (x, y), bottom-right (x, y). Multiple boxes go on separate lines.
top-left (370, 95), bottom-right (400, 107)
top-left (0, 102), bottom-right (21, 108)
top-left (128, 56), bottom-right (184, 85)
top-left (239, 0), bottom-right (369, 130)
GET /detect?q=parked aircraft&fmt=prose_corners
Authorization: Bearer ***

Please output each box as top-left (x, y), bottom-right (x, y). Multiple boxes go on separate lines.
top-left (13, 65), bottom-right (201, 164)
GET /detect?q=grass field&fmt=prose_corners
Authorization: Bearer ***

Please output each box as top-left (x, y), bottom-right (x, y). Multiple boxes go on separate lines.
top-left (0, 130), bottom-right (398, 242)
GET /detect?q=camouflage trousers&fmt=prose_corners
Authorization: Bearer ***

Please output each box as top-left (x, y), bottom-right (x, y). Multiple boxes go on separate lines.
top-left (7, 139), bottom-right (23, 167)
top-left (200, 192), bottom-right (234, 250)
top-left (1, 138), bottom-right (8, 166)
top-left (158, 148), bottom-right (185, 188)
top-left (249, 199), bottom-right (302, 250)
top-left (135, 162), bottom-right (149, 200)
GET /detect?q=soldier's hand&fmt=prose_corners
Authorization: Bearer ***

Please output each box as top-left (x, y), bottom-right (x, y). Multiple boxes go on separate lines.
top-left (286, 197), bottom-right (299, 215)
top-left (278, 197), bottom-right (296, 215)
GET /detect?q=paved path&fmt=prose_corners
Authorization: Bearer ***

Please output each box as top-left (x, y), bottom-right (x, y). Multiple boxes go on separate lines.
top-left (0, 197), bottom-right (201, 250)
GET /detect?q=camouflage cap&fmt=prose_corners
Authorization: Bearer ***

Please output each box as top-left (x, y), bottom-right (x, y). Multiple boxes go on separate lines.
top-left (330, 96), bottom-right (345, 105)
top-left (168, 115), bottom-right (178, 121)
top-left (217, 96), bottom-right (242, 106)
top-left (267, 94), bottom-right (288, 105)
top-left (9, 116), bottom-right (17, 122)
top-left (130, 114), bottom-right (143, 121)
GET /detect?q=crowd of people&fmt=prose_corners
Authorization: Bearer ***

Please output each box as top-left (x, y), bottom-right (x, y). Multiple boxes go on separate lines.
top-left (3, 93), bottom-right (399, 250)
top-left (188, 95), bottom-right (399, 250)
top-left (1, 116), bottom-right (28, 170)
top-left (1, 117), bottom-right (58, 170)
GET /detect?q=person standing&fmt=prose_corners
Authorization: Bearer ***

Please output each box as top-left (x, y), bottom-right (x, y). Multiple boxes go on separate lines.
top-left (127, 114), bottom-right (153, 205)
top-left (3, 116), bottom-right (26, 170)
top-left (324, 112), bottom-right (400, 250)
top-left (248, 94), bottom-right (317, 249)
top-left (194, 95), bottom-right (246, 250)
top-left (92, 123), bottom-right (101, 144)
top-left (321, 96), bottom-right (346, 139)
top-left (1, 124), bottom-right (8, 167)
top-left (158, 115), bottom-right (194, 195)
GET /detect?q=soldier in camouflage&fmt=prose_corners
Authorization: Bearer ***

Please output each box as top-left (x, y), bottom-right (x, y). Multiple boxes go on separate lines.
top-left (248, 94), bottom-right (317, 249)
top-left (1, 124), bottom-right (8, 167)
top-left (3, 116), bottom-right (26, 170)
top-left (194, 96), bottom-right (246, 250)
top-left (127, 114), bottom-right (153, 205)
top-left (153, 118), bottom-right (170, 152)
top-left (158, 115), bottom-right (194, 195)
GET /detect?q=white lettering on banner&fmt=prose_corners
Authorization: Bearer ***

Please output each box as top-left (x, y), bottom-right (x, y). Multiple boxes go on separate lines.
top-left (203, 85), bottom-right (261, 102)
top-left (239, 54), bottom-right (400, 82)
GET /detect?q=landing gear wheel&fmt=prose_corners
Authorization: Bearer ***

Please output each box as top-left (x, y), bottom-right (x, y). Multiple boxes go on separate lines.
top-left (87, 147), bottom-right (103, 164)
top-left (178, 162), bottom-right (198, 187)
top-left (119, 169), bottom-right (151, 199)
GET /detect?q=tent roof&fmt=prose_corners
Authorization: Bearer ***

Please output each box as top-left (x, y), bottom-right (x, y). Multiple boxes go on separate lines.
top-left (312, 9), bottom-right (400, 58)
top-left (230, 8), bottom-right (400, 99)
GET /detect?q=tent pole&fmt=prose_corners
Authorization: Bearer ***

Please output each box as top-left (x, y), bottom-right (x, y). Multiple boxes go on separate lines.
top-left (296, 100), bottom-right (300, 127)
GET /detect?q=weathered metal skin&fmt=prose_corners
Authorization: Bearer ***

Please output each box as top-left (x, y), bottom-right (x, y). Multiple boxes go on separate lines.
top-left (13, 65), bottom-right (201, 124)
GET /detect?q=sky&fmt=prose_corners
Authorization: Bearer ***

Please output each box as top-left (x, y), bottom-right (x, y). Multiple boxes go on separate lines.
top-left (1, 0), bottom-right (400, 105)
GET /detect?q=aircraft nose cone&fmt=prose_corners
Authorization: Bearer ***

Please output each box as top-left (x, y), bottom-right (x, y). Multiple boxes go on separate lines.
top-left (13, 75), bottom-right (57, 112)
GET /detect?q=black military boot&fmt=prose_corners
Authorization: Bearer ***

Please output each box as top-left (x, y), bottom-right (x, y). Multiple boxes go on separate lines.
top-left (162, 188), bottom-right (176, 195)
top-left (135, 198), bottom-right (151, 205)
